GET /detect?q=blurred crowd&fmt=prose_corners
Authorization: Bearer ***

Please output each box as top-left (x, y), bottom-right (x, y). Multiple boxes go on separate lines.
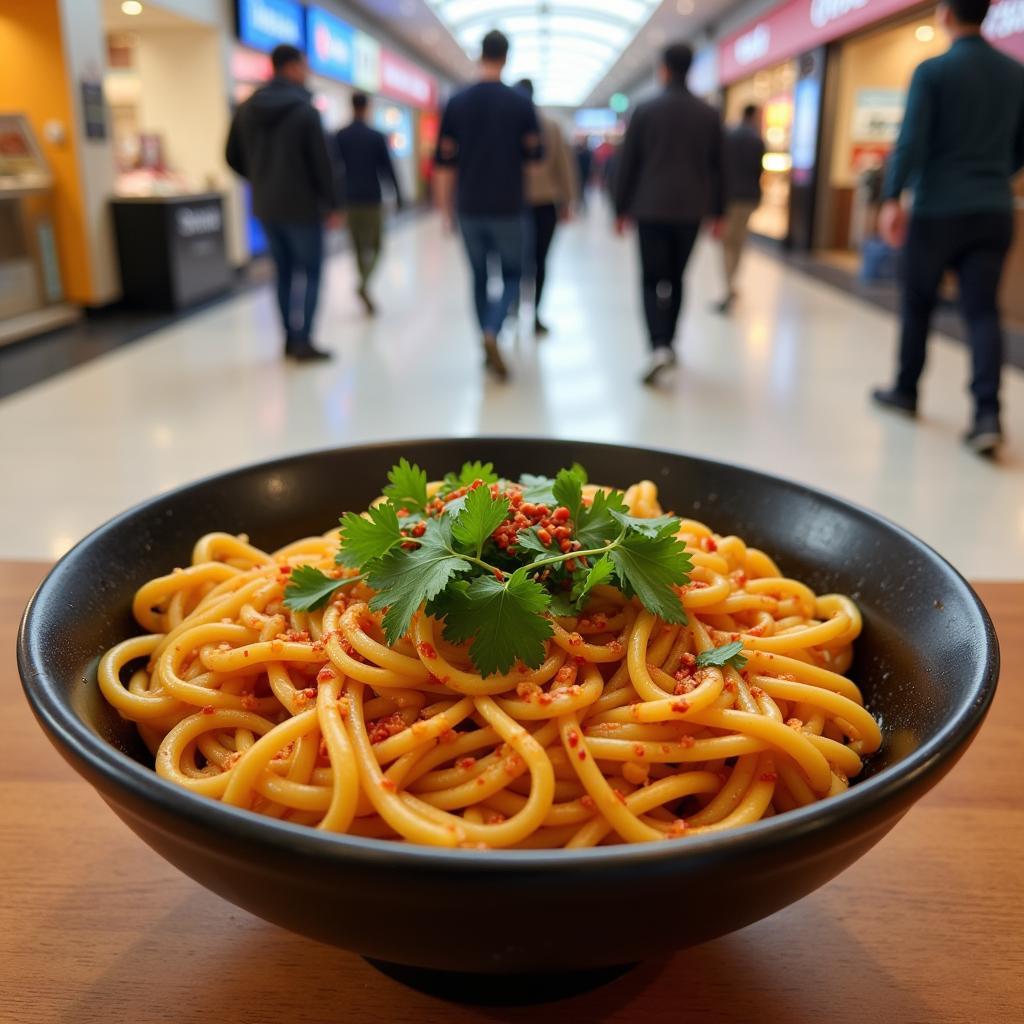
top-left (227, 0), bottom-right (1023, 456)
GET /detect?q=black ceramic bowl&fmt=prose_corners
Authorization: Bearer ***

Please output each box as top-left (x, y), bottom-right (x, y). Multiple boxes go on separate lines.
top-left (18, 439), bottom-right (998, 983)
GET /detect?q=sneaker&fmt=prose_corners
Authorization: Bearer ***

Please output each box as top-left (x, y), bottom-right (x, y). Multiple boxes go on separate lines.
top-left (964, 415), bottom-right (1002, 457)
top-left (288, 340), bottom-right (333, 362)
top-left (483, 333), bottom-right (509, 381)
top-left (357, 285), bottom-right (376, 316)
top-left (534, 319), bottom-right (550, 338)
top-left (641, 347), bottom-right (677, 386)
top-left (871, 386), bottom-right (917, 417)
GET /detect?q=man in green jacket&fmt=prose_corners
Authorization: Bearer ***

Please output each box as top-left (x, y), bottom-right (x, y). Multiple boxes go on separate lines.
top-left (872, 0), bottom-right (1024, 456)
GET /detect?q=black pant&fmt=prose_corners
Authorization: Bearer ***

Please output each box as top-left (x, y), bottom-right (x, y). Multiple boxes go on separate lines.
top-left (262, 222), bottom-right (324, 344)
top-left (897, 212), bottom-right (1013, 419)
top-left (528, 203), bottom-right (559, 315)
top-left (637, 221), bottom-right (700, 350)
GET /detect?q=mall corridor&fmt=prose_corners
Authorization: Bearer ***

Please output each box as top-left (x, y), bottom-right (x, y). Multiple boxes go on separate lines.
top-left (1, 205), bottom-right (1022, 575)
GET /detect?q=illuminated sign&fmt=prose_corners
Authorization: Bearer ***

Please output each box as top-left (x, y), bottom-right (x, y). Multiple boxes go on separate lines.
top-left (307, 6), bottom-right (355, 82)
top-left (236, 0), bottom-right (304, 54)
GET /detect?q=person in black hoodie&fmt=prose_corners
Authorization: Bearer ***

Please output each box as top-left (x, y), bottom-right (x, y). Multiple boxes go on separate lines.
top-left (226, 45), bottom-right (338, 361)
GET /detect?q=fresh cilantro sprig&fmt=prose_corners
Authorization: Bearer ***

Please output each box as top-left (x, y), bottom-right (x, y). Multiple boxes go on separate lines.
top-left (696, 641), bottom-right (748, 671)
top-left (284, 565), bottom-right (365, 612)
top-left (283, 461), bottom-right (693, 676)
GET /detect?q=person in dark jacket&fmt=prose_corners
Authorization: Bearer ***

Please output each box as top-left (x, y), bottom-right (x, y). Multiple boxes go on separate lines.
top-left (716, 104), bottom-right (765, 314)
top-left (333, 92), bottom-right (404, 316)
top-left (226, 44), bottom-right (338, 361)
top-left (613, 42), bottom-right (723, 385)
top-left (434, 29), bottom-right (542, 381)
top-left (872, 0), bottom-right (1024, 455)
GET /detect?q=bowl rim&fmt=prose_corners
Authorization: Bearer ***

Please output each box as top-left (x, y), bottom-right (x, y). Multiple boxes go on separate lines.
top-left (17, 437), bottom-right (1000, 871)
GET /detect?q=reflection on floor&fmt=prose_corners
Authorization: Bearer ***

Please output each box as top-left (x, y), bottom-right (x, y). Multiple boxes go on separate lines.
top-left (0, 205), bottom-right (1021, 577)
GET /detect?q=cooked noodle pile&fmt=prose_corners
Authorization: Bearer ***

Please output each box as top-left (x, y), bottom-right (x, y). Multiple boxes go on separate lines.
top-left (99, 480), bottom-right (881, 849)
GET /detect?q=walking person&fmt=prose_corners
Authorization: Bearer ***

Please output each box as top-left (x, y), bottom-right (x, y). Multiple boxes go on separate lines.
top-left (226, 44), bottom-right (339, 361)
top-left (715, 104), bottom-right (765, 314)
top-left (613, 42), bottom-right (724, 386)
top-left (434, 29), bottom-right (542, 380)
top-left (871, 0), bottom-right (1024, 456)
top-left (515, 79), bottom-right (578, 337)
top-left (333, 92), bottom-right (404, 316)
top-left (575, 138), bottom-right (593, 210)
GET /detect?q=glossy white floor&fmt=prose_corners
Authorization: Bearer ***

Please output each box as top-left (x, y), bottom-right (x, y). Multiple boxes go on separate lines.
top-left (1, 205), bottom-right (1022, 577)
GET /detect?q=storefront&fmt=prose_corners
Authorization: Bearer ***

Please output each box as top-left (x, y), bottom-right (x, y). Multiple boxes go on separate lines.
top-left (229, 0), bottom-right (439, 242)
top-left (719, 0), bottom-right (1024, 265)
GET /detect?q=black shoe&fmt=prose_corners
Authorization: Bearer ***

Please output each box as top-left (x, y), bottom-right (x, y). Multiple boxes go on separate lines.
top-left (534, 319), bottom-right (550, 337)
top-left (483, 332), bottom-right (509, 381)
top-left (871, 386), bottom-right (917, 417)
top-left (288, 340), bottom-right (333, 362)
top-left (357, 285), bottom-right (376, 316)
top-left (964, 415), bottom-right (1002, 457)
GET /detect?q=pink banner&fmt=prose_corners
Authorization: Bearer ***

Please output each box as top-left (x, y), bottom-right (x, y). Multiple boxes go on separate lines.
top-left (379, 50), bottom-right (438, 109)
top-left (719, 0), bottom-right (1024, 84)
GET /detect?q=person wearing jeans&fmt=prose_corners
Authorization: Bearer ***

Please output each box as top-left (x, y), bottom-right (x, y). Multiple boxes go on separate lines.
top-left (613, 42), bottom-right (723, 386)
top-left (433, 29), bottom-right (542, 380)
top-left (226, 45), bottom-right (339, 361)
top-left (333, 92), bottom-right (403, 315)
top-left (872, 0), bottom-right (1024, 455)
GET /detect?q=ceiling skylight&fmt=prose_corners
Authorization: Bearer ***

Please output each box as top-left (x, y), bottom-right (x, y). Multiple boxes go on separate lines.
top-left (426, 0), bottom-right (663, 106)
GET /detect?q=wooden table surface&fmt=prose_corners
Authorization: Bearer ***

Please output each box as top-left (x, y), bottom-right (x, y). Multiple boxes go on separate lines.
top-left (3, 561), bottom-right (1022, 1024)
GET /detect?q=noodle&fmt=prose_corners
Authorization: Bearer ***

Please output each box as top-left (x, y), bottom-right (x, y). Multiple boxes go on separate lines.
top-left (97, 477), bottom-right (882, 849)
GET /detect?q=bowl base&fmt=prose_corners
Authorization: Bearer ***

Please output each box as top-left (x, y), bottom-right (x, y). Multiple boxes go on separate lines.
top-left (364, 958), bottom-right (638, 1004)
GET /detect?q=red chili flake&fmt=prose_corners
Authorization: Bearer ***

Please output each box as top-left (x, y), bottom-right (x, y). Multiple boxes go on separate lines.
top-left (242, 650), bottom-right (249, 658)
top-left (633, 743), bottom-right (646, 759)
top-left (316, 666), bottom-right (335, 683)
top-left (568, 632), bottom-right (583, 647)
top-left (380, 778), bottom-right (397, 792)
top-left (580, 795), bottom-right (596, 810)
top-left (555, 665), bottom-right (576, 685)
top-left (577, 750), bottom-right (587, 761)
top-left (279, 565), bottom-right (293, 575)
top-left (438, 728), bottom-right (458, 744)
top-left (567, 729), bottom-right (580, 748)
top-left (670, 700), bottom-right (690, 713)
top-left (303, 687), bottom-right (316, 699)
top-left (485, 812), bottom-right (506, 825)
top-left (750, 686), bottom-right (766, 699)
top-left (702, 536), bottom-right (718, 552)
top-left (201, 705), bottom-right (215, 715)
top-left (417, 641), bottom-right (438, 660)
top-left (760, 772), bottom-right (778, 783)
top-left (786, 718), bottom-right (804, 731)
top-left (537, 692), bottom-right (553, 706)
top-left (456, 757), bottom-right (477, 770)
top-left (612, 788), bottom-right (627, 805)
top-left (679, 735), bottom-right (696, 749)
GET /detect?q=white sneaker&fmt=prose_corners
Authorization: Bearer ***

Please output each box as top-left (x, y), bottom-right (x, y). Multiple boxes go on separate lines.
top-left (640, 347), bottom-right (677, 386)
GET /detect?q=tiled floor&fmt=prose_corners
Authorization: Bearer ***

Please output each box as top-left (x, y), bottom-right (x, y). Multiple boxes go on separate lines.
top-left (1, 205), bottom-right (1021, 577)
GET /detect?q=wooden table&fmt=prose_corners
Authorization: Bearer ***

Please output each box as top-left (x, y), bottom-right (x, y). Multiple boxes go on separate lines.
top-left (3, 561), bottom-right (1022, 1023)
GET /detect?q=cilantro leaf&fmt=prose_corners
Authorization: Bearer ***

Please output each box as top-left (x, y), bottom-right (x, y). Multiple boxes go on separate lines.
top-left (548, 591), bottom-right (577, 618)
top-left (552, 467), bottom-right (585, 523)
top-left (367, 518), bottom-right (471, 644)
top-left (382, 458), bottom-right (428, 514)
top-left (570, 462), bottom-right (588, 485)
top-left (696, 641), bottom-right (748, 671)
top-left (284, 565), bottom-right (360, 612)
top-left (518, 473), bottom-right (556, 504)
top-left (574, 488), bottom-right (629, 549)
top-left (438, 567), bottom-right (553, 676)
top-left (336, 503), bottom-right (403, 569)
top-left (609, 509), bottom-right (680, 539)
top-left (570, 554), bottom-right (616, 609)
top-left (441, 461), bottom-right (498, 494)
top-left (609, 532), bottom-right (691, 624)
top-left (451, 484), bottom-right (509, 556)
top-left (513, 527), bottom-right (553, 556)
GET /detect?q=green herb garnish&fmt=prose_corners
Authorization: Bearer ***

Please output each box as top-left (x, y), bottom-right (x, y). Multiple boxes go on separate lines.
top-left (695, 641), bottom-right (748, 671)
top-left (284, 461), bottom-right (693, 675)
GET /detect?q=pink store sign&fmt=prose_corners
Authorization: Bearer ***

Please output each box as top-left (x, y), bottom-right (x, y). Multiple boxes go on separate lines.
top-left (719, 0), bottom-right (1024, 84)
top-left (379, 49), bottom-right (438, 109)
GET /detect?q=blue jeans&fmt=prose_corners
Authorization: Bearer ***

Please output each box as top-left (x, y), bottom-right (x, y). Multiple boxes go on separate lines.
top-left (459, 215), bottom-right (524, 336)
top-left (263, 222), bottom-right (324, 343)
